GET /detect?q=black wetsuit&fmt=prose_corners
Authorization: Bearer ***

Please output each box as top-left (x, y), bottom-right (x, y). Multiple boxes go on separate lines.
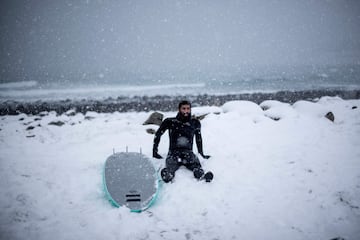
top-left (153, 112), bottom-right (206, 182)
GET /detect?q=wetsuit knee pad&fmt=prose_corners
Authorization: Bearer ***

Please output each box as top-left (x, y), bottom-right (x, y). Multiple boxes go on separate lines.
top-left (193, 168), bottom-right (204, 179)
top-left (161, 168), bottom-right (174, 183)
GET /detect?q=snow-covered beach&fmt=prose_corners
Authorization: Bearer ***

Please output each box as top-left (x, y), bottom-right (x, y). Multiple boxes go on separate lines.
top-left (0, 96), bottom-right (359, 240)
top-left (2, 0), bottom-right (360, 238)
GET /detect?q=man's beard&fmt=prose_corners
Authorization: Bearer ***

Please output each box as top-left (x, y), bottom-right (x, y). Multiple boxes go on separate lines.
top-left (176, 111), bottom-right (191, 122)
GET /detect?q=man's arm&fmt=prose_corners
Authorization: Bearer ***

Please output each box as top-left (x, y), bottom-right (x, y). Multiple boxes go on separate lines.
top-left (194, 120), bottom-right (210, 159)
top-left (153, 118), bottom-right (169, 159)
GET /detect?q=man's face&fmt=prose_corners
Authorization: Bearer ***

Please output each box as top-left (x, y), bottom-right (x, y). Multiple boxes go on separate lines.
top-left (179, 104), bottom-right (191, 117)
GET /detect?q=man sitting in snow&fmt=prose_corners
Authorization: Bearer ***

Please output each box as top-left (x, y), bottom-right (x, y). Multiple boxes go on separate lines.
top-left (152, 100), bottom-right (213, 183)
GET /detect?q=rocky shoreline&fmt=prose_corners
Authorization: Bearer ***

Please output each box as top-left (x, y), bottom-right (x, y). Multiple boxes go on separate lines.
top-left (1, 89), bottom-right (359, 116)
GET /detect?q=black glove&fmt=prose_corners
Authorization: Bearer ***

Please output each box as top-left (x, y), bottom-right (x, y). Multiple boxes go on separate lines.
top-left (153, 148), bottom-right (163, 159)
top-left (200, 153), bottom-right (211, 159)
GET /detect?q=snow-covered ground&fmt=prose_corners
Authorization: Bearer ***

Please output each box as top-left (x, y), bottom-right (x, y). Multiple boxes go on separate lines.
top-left (0, 96), bottom-right (359, 240)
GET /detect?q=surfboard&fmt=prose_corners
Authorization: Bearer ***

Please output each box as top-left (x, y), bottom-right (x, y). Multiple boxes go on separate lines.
top-left (103, 152), bottom-right (159, 212)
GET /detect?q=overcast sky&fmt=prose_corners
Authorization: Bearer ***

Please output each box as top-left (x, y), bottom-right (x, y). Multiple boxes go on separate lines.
top-left (1, 0), bottom-right (360, 83)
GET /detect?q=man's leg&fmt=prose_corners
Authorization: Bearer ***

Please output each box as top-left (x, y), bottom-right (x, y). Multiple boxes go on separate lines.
top-left (185, 152), bottom-right (213, 182)
top-left (161, 152), bottom-right (180, 183)
top-left (184, 152), bottom-right (204, 179)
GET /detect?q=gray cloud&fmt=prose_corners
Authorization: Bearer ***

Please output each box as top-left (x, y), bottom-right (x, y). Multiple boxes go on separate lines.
top-left (1, 0), bottom-right (360, 83)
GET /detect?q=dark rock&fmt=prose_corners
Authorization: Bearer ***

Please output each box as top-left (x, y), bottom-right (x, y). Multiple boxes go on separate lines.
top-left (19, 118), bottom-right (25, 121)
top-left (26, 135), bottom-right (36, 138)
top-left (39, 112), bottom-right (49, 117)
top-left (194, 113), bottom-right (209, 121)
top-left (325, 112), bottom-right (335, 122)
top-left (84, 116), bottom-right (95, 120)
top-left (272, 117), bottom-right (281, 121)
top-left (143, 112), bottom-right (164, 126)
top-left (146, 128), bottom-right (156, 134)
top-left (66, 110), bottom-right (77, 116)
top-left (48, 121), bottom-right (65, 126)
top-left (352, 106), bottom-right (357, 109)
top-left (265, 115), bottom-right (281, 121)
top-left (26, 126), bottom-right (35, 131)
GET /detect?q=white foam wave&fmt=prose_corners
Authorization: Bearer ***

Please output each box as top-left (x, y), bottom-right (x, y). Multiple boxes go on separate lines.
top-left (0, 81), bottom-right (38, 89)
top-left (0, 83), bottom-right (206, 101)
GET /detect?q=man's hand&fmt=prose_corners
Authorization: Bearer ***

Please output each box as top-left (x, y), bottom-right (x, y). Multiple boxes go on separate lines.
top-left (200, 153), bottom-right (211, 159)
top-left (153, 149), bottom-right (163, 159)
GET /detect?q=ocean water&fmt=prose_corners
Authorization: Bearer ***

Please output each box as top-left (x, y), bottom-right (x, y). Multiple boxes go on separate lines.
top-left (1, 64), bottom-right (359, 101)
